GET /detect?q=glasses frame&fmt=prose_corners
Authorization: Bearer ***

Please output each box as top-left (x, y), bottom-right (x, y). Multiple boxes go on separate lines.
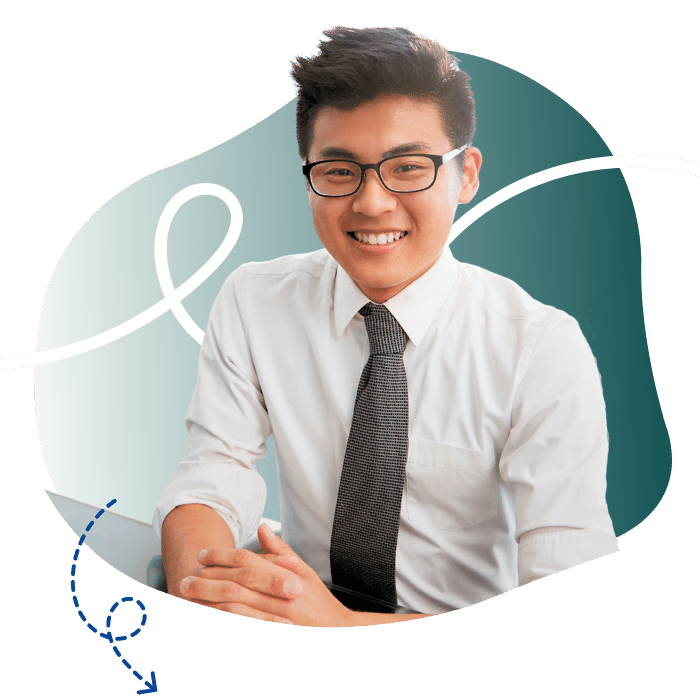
top-left (302, 144), bottom-right (469, 198)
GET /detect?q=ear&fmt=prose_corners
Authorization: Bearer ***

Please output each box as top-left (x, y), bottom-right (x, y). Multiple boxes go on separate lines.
top-left (458, 147), bottom-right (482, 204)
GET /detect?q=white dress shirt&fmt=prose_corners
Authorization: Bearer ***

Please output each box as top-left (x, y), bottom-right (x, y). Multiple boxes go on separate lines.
top-left (154, 246), bottom-right (617, 614)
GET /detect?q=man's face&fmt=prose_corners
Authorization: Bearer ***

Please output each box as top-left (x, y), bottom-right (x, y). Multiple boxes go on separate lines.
top-left (307, 94), bottom-right (482, 302)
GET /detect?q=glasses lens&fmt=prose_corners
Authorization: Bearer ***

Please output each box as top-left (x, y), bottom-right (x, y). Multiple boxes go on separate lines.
top-left (310, 161), bottom-right (362, 196)
top-left (380, 155), bottom-right (436, 192)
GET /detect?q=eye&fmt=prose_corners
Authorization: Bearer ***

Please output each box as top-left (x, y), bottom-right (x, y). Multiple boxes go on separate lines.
top-left (313, 162), bottom-right (361, 180)
top-left (325, 167), bottom-right (356, 177)
top-left (388, 157), bottom-right (432, 178)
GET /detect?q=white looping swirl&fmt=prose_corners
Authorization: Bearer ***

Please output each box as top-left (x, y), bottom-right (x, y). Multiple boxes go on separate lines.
top-left (1, 183), bottom-right (242, 369)
top-left (154, 183), bottom-right (242, 344)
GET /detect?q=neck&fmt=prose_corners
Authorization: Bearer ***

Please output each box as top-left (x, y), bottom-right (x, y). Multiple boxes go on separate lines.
top-left (357, 253), bottom-right (444, 303)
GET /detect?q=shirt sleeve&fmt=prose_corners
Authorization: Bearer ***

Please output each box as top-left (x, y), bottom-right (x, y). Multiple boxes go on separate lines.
top-left (152, 267), bottom-right (270, 547)
top-left (498, 311), bottom-right (618, 585)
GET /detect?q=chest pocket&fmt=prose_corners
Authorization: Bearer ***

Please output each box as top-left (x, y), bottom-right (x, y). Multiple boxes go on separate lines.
top-left (405, 437), bottom-right (498, 530)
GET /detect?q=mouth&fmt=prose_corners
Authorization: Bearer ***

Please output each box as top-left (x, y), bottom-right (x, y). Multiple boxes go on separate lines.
top-left (347, 231), bottom-right (408, 246)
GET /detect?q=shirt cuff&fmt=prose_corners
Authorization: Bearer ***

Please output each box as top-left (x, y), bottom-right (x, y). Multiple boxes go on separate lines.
top-left (152, 462), bottom-right (267, 547)
top-left (518, 528), bottom-right (619, 586)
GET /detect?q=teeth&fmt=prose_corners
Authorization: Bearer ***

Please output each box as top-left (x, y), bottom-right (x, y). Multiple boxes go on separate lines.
top-left (353, 232), bottom-right (405, 245)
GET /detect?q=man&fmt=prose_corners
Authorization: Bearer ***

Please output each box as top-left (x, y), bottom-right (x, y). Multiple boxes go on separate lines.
top-left (154, 27), bottom-right (617, 625)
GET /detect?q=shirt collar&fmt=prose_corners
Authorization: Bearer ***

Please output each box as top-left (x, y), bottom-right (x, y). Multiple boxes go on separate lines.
top-left (332, 246), bottom-right (459, 346)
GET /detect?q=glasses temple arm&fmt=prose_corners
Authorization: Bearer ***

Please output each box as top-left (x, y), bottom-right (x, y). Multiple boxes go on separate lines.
top-left (442, 144), bottom-right (469, 164)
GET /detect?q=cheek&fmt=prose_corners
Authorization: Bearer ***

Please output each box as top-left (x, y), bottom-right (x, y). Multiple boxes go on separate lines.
top-left (309, 199), bottom-right (328, 232)
top-left (410, 194), bottom-right (454, 230)
top-left (311, 199), bottom-right (347, 232)
top-left (406, 197), bottom-right (455, 255)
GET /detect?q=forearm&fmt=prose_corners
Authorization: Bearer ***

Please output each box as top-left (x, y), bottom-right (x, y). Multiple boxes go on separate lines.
top-left (161, 503), bottom-right (236, 597)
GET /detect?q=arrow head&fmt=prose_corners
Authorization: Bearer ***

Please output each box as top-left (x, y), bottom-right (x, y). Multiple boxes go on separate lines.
top-left (136, 671), bottom-right (157, 694)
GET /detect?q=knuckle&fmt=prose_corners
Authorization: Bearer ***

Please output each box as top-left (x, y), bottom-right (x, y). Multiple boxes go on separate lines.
top-left (221, 580), bottom-right (240, 600)
top-left (273, 574), bottom-right (290, 596)
top-left (238, 567), bottom-right (258, 588)
top-left (233, 548), bottom-right (253, 566)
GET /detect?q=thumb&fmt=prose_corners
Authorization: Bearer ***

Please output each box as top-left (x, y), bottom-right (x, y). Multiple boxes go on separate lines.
top-left (258, 523), bottom-right (293, 556)
top-left (258, 524), bottom-right (305, 574)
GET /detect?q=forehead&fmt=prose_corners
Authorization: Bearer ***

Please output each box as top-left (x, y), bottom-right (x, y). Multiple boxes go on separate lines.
top-left (309, 95), bottom-right (451, 161)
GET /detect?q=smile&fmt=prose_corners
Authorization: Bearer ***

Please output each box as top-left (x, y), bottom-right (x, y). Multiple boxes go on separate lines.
top-left (348, 231), bottom-right (407, 245)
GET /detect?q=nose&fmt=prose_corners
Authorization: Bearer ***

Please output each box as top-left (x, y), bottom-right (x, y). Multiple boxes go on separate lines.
top-left (351, 169), bottom-right (398, 217)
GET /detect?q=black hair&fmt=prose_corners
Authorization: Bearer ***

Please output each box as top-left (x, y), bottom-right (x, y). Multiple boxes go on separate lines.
top-left (291, 27), bottom-right (476, 162)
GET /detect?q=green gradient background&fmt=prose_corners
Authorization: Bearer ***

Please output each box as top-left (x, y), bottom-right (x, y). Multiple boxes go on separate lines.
top-left (0, 2), bottom-right (700, 698)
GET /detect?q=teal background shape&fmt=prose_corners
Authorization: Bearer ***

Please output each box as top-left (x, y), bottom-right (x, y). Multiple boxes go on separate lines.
top-left (36, 53), bottom-right (670, 537)
top-left (452, 54), bottom-right (670, 535)
top-left (0, 5), bottom-right (700, 700)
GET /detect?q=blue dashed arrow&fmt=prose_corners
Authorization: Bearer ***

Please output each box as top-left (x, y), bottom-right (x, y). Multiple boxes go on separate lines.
top-left (70, 499), bottom-right (158, 694)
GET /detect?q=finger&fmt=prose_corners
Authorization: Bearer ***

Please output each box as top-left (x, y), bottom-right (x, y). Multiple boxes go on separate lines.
top-left (198, 546), bottom-right (266, 569)
top-left (197, 546), bottom-right (302, 581)
top-left (258, 524), bottom-right (298, 559)
top-left (180, 574), bottom-right (298, 613)
top-left (180, 574), bottom-right (243, 603)
top-left (263, 554), bottom-right (305, 575)
top-left (256, 527), bottom-right (309, 576)
top-left (197, 564), bottom-right (303, 599)
top-left (258, 552), bottom-right (301, 568)
top-left (197, 547), bottom-right (304, 596)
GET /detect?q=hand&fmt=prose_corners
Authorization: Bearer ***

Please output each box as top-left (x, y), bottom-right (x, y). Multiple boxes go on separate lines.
top-left (182, 525), bottom-right (356, 627)
top-left (254, 524), bottom-right (357, 627)
top-left (178, 541), bottom-right (306, 625)
top-left (257, 529), bottom-right (432, 626)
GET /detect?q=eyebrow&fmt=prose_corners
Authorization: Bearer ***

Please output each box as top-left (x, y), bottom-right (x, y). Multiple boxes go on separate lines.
top-left (382, 142), bottom-right (432, 158)
top-left (316, 142), bottom-right (433, 161)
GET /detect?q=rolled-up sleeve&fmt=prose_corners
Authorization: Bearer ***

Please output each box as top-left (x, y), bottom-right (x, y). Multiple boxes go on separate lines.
top-left (498, 311), bottom-right (618, 585)
top-left (153, 267), bottom-right (270, 547)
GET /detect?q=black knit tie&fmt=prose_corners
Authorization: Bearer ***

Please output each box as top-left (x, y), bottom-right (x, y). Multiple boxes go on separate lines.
top-left (330, 303), bottom-right (409, 605)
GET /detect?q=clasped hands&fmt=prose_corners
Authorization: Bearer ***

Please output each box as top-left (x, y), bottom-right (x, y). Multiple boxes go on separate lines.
top-left (178, 524), bottom-right (354, 626)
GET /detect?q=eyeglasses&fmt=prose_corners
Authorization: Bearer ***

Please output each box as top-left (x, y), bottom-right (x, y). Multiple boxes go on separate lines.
top-left (302, 144), bottom-right (468, 198)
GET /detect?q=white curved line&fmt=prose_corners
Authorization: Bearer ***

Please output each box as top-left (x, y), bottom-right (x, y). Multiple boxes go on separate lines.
top-left (3, 156), bottom-right (699, 371)
top-left (449, 155), bottom-right (700, 244)
top-left (1, 184), bottom-right (242, 370)
top-left (154, 183), bottom-right (242, 344)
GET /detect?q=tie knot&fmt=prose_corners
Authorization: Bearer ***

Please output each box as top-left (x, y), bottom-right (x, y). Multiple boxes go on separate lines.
top-left (360, 303), bottom-right (408, 355)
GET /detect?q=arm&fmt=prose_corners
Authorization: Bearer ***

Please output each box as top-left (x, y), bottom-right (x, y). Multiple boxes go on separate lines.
top-left (153, 268), bottom-right (271, 591)
top-left (163, 505), bottom-right (308, 624)
top-left (499, 312), bottom-right (618, 585)
top-left (161, 503), bottom-right (236, 599)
